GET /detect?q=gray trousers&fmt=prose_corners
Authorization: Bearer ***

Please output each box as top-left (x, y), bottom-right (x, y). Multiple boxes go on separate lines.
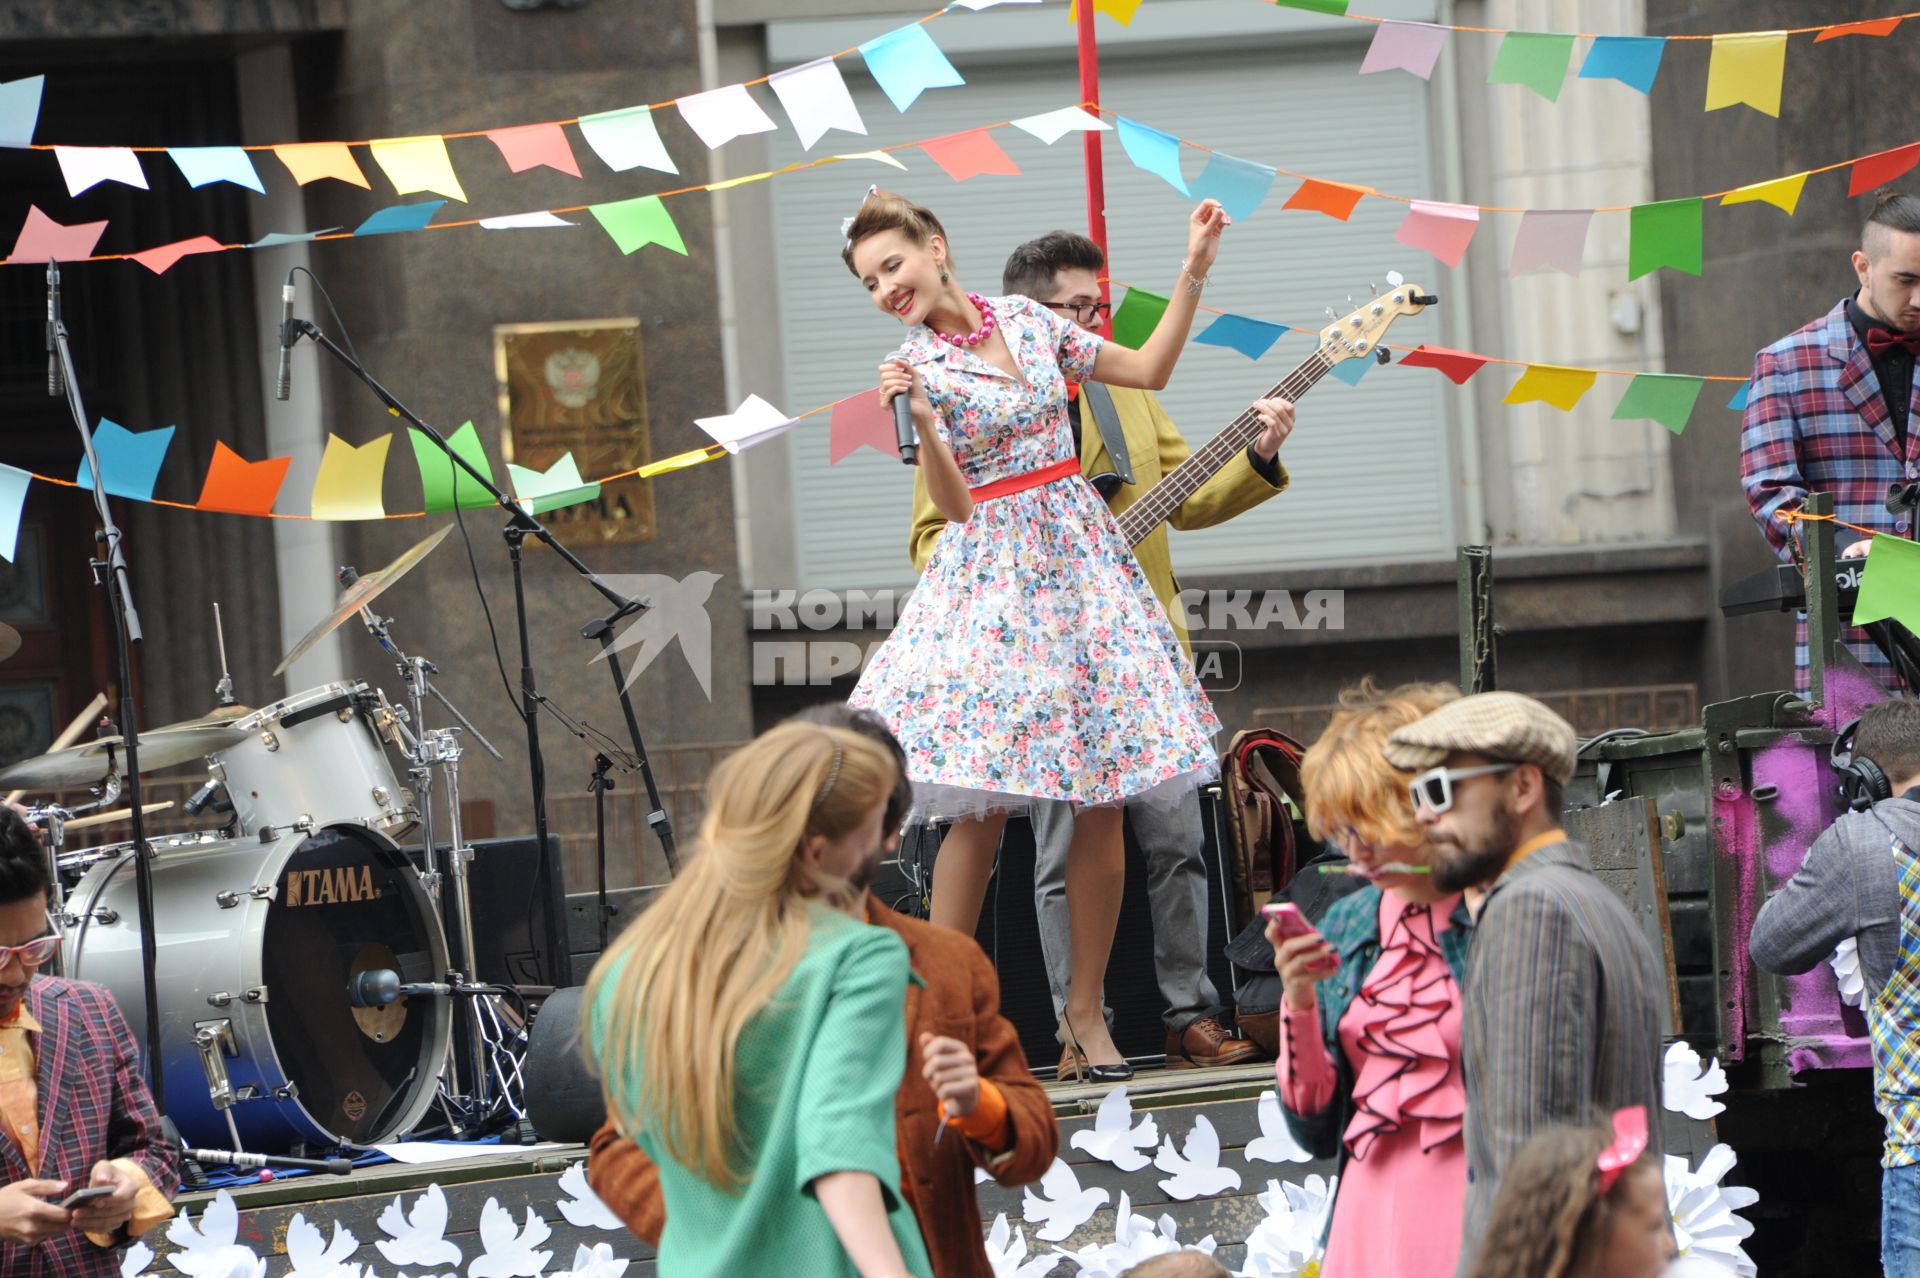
top-left (1029, 785), bottom-right (1220, 1034)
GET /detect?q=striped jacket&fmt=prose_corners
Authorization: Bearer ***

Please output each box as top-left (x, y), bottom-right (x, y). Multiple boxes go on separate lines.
top-left (1456, 841), bottom-right (1666, 1274)
top-left (0, 978), bottom-right (179, 1278)
top-left (1741, 298), bottom-right (1920, 691)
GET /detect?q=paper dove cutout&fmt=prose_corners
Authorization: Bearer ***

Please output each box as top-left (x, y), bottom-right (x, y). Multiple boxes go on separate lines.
top-left (122, 1241), bottom-right (156, 1278)
top-left (974, 1166), bottom-right (993, 1185)
top-left (554, 1243), bottom-right (629, 1278)
top-left (375, 1184), bottom-right (464, 1270)
top-left (285, 1213), bottom-right (359, 1278)
top-left (1662, 1040), bottom-right (1729, 1121)
top-left (1665, 1144), bottom-right (1760, 1277)
top-left (984, 1213), bottom-right (1055, 1278)
top-left (166, 1191), bottom-right (244, 1276)
top-left (1154, 1114), bottom-right (1243, 1200)
top-left (556, 1162), bottom-right (626, 1230)
top-left (1831, 937), bottom-right (1867, 1009)
top-left (1021, 1157), bottom-right (1109, 1243)
top-left (1244, 1091), bottom-right (1315, 1164)
top-left (470, 1199), bottom-right (553, 1278)
top-left (1070, 1084), bottom-right (1159, 1172)
top-left (1049, 1191), bottom-right (1218, 1278)
top-left (1237, 1175), bottom-right (1338, 1278)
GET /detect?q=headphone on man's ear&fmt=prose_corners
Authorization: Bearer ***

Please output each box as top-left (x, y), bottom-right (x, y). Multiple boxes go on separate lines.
top-left (1832, 717), bottom-right (1895, 812)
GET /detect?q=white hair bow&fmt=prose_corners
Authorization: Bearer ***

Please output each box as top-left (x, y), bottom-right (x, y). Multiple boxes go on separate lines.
top-left (841, 184), bottom-right (879, 247)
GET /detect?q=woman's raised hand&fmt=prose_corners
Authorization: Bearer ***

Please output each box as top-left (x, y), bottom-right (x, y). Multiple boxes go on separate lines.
top-left (877, 358), bottom-right (932, 428)
top-left (1185, 198), bottom-right (1231, 276)
top-left (1267, 922), bottom-right (1337, 1013)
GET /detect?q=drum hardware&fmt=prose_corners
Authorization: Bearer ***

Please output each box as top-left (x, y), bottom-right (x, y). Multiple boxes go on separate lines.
top-left (214, 886), bottom-right (277, 909)
top-left (193, 1019), bottom-right (244, 1151)
top-left (211, 603), bottom-right (237, 710)
top-left (205, 989), bottom-right (269, 1008)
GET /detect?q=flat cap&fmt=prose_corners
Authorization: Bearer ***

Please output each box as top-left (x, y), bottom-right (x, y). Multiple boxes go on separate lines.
top-left (1383, 691), bottom-right (1578, 785)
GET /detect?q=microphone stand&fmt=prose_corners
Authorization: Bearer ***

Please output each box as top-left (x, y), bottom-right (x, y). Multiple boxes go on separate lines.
top-left (281, 315), bottom-right (681, 980)
top-left (46, 260), bottom-right (166, 1109)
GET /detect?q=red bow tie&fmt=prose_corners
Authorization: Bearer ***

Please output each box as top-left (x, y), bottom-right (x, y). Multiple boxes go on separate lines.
top-left (1868, 327), bottom-right (1920, 357)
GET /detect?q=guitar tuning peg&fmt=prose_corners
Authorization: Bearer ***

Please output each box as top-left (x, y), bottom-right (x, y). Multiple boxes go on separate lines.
top-left (1325, 306), bottom-right (1338, 320)
top-left (1386, 269), bottom-right (1405, 287)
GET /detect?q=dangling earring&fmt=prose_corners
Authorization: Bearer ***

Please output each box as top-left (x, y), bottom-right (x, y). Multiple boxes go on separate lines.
top-left (939, 267), bottom-right (950, 284)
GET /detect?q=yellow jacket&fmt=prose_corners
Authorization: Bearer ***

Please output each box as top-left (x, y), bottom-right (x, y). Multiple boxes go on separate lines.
top-left (909, 385), bottom-right (1288, 653)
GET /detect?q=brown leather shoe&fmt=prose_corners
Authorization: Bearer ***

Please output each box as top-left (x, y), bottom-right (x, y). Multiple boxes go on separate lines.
top-left (1165, 1015), bottom-right (1260, 1069)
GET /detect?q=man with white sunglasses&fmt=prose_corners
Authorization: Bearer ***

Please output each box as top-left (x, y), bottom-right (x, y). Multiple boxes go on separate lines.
top-left (1385, 691), bottom-right (1665, 1274)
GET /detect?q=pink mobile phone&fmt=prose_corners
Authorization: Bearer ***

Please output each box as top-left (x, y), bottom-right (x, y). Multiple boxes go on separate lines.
top-left (1261, 902), bottom-right (1316, 941)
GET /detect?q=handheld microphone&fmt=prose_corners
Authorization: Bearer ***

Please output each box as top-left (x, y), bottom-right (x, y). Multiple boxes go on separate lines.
top-left (275, 275), bottom-right (296, 402)
top-left (45, 261), bottom-right (60, 399)
top-left (893, 389), bottom-right (917, 466)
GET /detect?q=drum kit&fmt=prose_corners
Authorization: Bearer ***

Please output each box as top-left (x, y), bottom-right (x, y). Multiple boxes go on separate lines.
top-left (0, 528), bottom-right (529, 1158)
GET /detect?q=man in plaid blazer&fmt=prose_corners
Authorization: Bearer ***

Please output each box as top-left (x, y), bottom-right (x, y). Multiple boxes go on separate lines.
top-left (1742, 190), bottom-right (1920, 694)
top-left (0, 809), bottom-right (176, 1276)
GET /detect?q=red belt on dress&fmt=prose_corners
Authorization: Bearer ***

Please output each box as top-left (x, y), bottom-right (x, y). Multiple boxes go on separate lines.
top-left (968, 456), bottom-right (1081, 502)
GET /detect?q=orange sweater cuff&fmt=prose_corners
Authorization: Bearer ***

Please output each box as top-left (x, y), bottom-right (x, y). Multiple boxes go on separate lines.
top-left (947, 1077), bottom-right (1012, 1149)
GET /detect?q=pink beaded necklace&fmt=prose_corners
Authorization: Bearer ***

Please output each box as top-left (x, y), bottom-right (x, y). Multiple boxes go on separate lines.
top-left (934, 293), bottom-right (997, 348)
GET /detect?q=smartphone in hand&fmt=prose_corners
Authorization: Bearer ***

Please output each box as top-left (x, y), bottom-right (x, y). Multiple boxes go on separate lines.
top-left (1262, 902), bottom-right (1337, 971)
top-left (56, 1186), bottom-right (114, 1210)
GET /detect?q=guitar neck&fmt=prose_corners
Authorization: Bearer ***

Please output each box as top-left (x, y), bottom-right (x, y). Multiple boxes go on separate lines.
top-left (1115, 348), bottom-right (1340, 547)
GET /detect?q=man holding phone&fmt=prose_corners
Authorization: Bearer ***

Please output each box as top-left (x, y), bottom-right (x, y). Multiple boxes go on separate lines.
top-left (0, 808), bottom-right (177, 1270)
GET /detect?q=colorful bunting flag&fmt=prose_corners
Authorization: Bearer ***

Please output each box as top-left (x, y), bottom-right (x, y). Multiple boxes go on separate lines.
top-left (273, 142), bottom-right (371, 189)
top-left (695, 394), bottom-right (799, 454)
top-left (1398, 344), bottom-right (1488, 384)
top-left (1189, 153), bottom-right (1278, 224)
top-left (1577, 36), bottom-right (1666, 94)
top-left (828, 389), bottom-right (899, 464)
top-left (1281, 178), bottom-right (1369, 221)
top-left (1270, 0), bottom-right (1348, 13)
top-left (1851, 143), bottom-right (1920, 198)
top-left (859, 22), bottom-right (966, 113)
top-left (508, 453), bottom-right (600, 515)
top-left (1628, 198), bottom-right (1704, 280)
top-left (1488, 31), bottom-right (1576, 102)
top-left (168, 146), bottom-right (265, 193)
top-left (1852, 534), bottom-right (1920, 631)
top-left (1327, 355), bottom-right (1373, 386)
top-left (251, 227), bottom-right (341, 247)
top-left (920, 129), bottom-right (1020, 182)
top-left (196, 441), bottom-right (291, 516)
top-left (1721, 172), bottom-right (1808, 216)
top-left (1359, 21), bottom-right (1449, 79)
top-left (0, 75), bottom-right (44, 149)
top-left (578, 105), bottom-right (678, 175)
top-left (76, 421), bottom-right (175, 502)
top-left (1067, 0), bottom-right (1145, 23)
top-left (1704, 32), bottom-right (1788, 117)
top-left (1505, 364), bottom-right (1597, 411)
top-left (130, 236), bottom-right (226, 275)
top-left (1115, 117), bottom-right (1189, 196)
top-left (1111, 287), bottom-right (1169, 349)
top-left (1815, 18), bottom-right (1902, 42)
top-left (479, 211), bottom-right (577, 230)
top-left (769, 58), bottom-right (867, 151)
top-left (486, 123), bottom-right (582, 178)
top-left (830, 149), bottom-right (908, 171)
top-left (54, 146), bottom-right (148, 198)
top-left (1193, 314), bottom-right (1289, 360)
top-left (354, 200), bottom-right (447, 237)
top-left (1394, 200), bottom-right (1479, 267)
top-left (588, 195), bottom-right (687, 256)
top-left (677, 84), bottom-right (779, 151)
top-left (1611, 373), bottom-right (1705, 435)
top-left (0, 465), bottom-right (29, 562)
top-left (410, 422), bottom-right (497, 512)
top-left (1009, 107), bottom-right (1109, 145)
top-left (1508, 209), bottom-right (1592, 277)
top-left (1728, 380), bottom-right (1751, 411)
top-left (370, 135), bottom-right (467, 202)
top-left (310, 433), bottom-right (393, 521)
top-left (6, 205), bottom-right (109, 264)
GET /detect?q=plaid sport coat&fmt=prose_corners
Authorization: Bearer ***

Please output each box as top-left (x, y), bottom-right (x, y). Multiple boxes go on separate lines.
top-left (0, 978), bottom-right (179, 1278)
top-left (1741, 298), bottom-right (1920, 692)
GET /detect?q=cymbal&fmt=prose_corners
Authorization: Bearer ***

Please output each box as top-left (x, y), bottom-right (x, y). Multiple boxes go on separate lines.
top-left (0, 625), bottom-right (19, 665)
top-left (274, 525), bottom-right (454, 677)
top-left (0, 722), bottom-right (247, 791)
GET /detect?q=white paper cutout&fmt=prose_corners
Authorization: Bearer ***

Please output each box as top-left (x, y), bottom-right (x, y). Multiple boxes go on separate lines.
top-left (374, 1184), bottom-right (463, 1270)
top-left (1021, 1157), bottom-right (1110, 1243)
top-left (1831, 937), bottom-right (1866, 1009)
top-left (1663, 1040), bottom-right (1730, 1121)
top-left (1154, 1114), bottom-right (1243, 1200)
top-left (984, 1213), bottom-right (1056, 1278)
top-left (1069, 1084), bottom-right (1159, 1172)
top-left (469, 1199), bottom-right (553, 1278)
top-left (556, 1162), bottom-right (626, 1231)
top-left (284, 1213), bottom-right (358, 1278)
top-left (1666, 1144), bottom-right (1760, 1277)
top-left (1244, 1091), bottom-right (1315, 1165)
top-left (769, 58), bottom-right (866, 151)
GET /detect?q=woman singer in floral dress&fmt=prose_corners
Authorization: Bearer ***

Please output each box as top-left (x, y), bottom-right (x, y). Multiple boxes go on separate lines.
top-left (844, 190), bottom-right (1290, 1075)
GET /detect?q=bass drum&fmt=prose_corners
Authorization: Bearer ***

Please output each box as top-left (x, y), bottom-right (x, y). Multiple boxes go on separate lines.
top-left (63, 824), bottom-right (450, 1152)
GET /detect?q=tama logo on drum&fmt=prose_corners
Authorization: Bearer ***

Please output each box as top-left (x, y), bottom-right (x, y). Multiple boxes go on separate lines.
top-left (282, 865), bottom-right (383, 906)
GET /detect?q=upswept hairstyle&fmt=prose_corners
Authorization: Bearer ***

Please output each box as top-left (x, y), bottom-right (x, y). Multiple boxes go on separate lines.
top-left (842, 189), bottom-right (952, 276)
top-left (585, 720), bottom-right (900, 1192)
top-left (1856, 697), bottom-right (1920, 790)
top-left (1864, 187), bottom-right (1920, 254)
top-left (1002, 230), bottom-right (1105, 298)
top-left (1300, 679), bottom-right (1459, 851)
top-left (1467, 1122), bottom-right (1660, 1278)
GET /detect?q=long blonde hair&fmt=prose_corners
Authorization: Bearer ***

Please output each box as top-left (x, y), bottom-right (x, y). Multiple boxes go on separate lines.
top-left (585, 720), bottom-right (900, 1191)
top-left (1301, 679), bottom-right (1459, 850)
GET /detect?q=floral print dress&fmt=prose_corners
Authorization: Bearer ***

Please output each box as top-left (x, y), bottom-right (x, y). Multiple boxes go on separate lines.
top-left (849, 294), bottom-right (1221, 820)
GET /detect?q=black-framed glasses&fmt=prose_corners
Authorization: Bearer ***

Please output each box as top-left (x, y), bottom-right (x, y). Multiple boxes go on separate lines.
top-left (1408, 764), bottom-right (1517, 815)
top-left (0, 921), bottom-right (60, 970)
top-left (1041, 300), bottom-right (1112, 324)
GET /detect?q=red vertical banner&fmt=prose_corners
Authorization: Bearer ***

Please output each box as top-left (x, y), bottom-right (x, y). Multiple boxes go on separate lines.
top-left (1076, 0), bottom-right (1110, 314)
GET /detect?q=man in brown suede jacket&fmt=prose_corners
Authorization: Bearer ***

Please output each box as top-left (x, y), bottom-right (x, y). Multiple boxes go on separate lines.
top-left (588, 709), bottom-right (1058, 1278)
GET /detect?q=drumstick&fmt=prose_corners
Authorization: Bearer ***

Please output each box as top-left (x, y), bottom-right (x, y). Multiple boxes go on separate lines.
top-left (5, 692), bottom-right (108, 807)
top-left (62, 800), bottom-right (173, 832)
